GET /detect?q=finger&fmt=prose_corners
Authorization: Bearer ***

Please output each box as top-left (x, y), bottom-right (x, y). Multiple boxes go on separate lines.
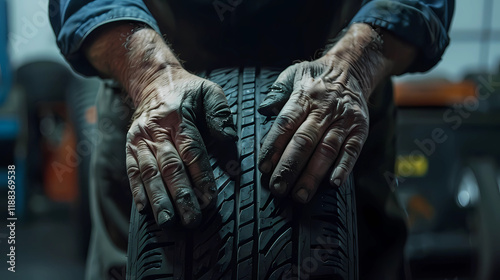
top-left (175, 122), bottom-right (217, 210)
top-left (136, 140), bottom-right (177, 228)
top-left (258, 93), bottom-right (309, 191)
top-left (126, 144), bottom-right (148, 212)
top-left (329, 132), bottom-right (366, 188)
top-left (202, 82), bottom-right (238, 141)
top-left (258, 64), bottom-right (297, 116)
top-left (155, 139), bottom-right (202, 228)
top-left (268, 113), bottom-right (330, 196)
top-left (292, 126), bottom-right (345, 203)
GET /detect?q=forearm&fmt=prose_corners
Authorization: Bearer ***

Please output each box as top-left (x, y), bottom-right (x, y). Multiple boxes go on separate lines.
top-left (83, 22), bottom-right (183, 107)
top-left (322, 23), bottom-right (416, 96)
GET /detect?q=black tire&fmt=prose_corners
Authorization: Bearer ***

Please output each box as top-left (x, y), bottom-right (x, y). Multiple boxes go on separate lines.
top-left (467, 158), bottom-right (500, 280)
top-left (66, 76), bottom-right (100, 259)
top-left (127, 67), bottom-right (358, 280)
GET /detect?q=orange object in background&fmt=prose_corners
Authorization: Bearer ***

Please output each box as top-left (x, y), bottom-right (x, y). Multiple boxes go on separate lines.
top-left (394, 80), bottom-right (477, 107)
top-left (406, 194), bottom-right (435, 229)
top-left (41, 105), bottom-right (79, 202)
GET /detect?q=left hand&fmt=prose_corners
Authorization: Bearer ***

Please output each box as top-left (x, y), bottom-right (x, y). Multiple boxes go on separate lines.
top-left (257, 23), bottom-right (413, 203)
top-left (257, 57), bottom-right (370, 203)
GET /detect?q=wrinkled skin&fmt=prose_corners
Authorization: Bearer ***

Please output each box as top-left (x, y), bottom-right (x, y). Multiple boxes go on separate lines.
top-left (258, 57), bottom-right (370, 203)
top-left (86, 23), bottom-right (405, 228)
top-left (126, 69), bottom-right (237, 228)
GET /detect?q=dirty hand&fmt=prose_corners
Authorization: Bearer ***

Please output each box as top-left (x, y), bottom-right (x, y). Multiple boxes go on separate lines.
top-left (85, 25), bottom-right (238, 228)
top-left (126, 67), bottom-right (236, 228)
top-left (258, 23), bottom-right (394, 203)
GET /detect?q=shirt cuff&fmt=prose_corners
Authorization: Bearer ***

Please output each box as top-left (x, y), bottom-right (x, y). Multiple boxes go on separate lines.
top-left (57, 1), bottom-right (160, 76)
top-left (351, 0), bottom-right (450, 73)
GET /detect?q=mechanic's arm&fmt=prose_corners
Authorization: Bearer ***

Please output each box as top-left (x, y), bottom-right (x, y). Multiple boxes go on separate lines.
top-left (50, 0), bottom-right (237, 228)
top-left (258, 0), bottom-right (454, 203)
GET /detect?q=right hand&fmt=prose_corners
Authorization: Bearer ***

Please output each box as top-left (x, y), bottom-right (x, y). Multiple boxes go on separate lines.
top-left (126, 67), bottom-right (237, 228)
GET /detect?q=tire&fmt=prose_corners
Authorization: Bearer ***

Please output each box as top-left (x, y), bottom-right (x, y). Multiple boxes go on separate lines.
top-left (127, 67), bottom-right (358, 280)
top-left (66, 76), bottom-right (100, 260)
top-left (467, 158), bottom-right (500, 280)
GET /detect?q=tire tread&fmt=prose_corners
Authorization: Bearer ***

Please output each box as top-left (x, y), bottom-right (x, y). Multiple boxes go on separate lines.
top-left (127, 67), bottom-right (358, 280)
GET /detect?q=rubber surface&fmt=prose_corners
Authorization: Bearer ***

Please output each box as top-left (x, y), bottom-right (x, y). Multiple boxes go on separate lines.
top-left (127, 67), bottom-right (358, 280)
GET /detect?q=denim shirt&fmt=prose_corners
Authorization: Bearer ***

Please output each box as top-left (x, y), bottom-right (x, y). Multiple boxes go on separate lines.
top-left (49, 0), bottom-right (454, 76)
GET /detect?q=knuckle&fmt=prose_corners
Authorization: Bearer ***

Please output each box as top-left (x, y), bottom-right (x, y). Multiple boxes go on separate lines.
top-left (126, 127), bottom-right (142, 143)
top-left (127, 165), bottom-right (141, 179)
top-left (135, 117), bottom-right (148, 130)
top-left (293, 90), bottom-right (312, 106)
top-left (337, 161), bottom-right (351, 173)
top-left (141, 162), bottom-right (159, 181)
top-left (343, 142), bottom-right (360, 159)
top-left (126, 131), bottom-right (135, 140)
top-left (130, 185), bottom-right (143, 198)
top-left (149, 191), bottom-right (166, 208)
top-left (294, 132), bottom-right (315, 150)
top-left (317, 141), bottom-right (339, 158)
top-left (179, 144), bottom-right (204, 167)
top-left (275, 114), bottom-right (297, 132)
top-left (191, 170), bottom-right (215, 189)
top-left (137, 143), bottom-right (152, 155)
top-left (174, 188), bottom-right (196, 205)
top-left (343, 102), bottom-right (355, 114)
top-left (160, 157), bottom-right (185, 179)
top-left (151, 128), bottom-right (171, 142)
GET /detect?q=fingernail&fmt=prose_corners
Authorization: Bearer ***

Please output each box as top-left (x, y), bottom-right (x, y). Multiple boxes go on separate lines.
top-left (273, 179), bottom-right (287, 195)
top-left (223, 126), bottom-right (237, 138)
top-left (260, 160), bottom-right (272, 173)
top-left (333, 178), bottom-right (341, 187)
top-left (259, 95), bottom-right (276, 108)
top-left (157, 210), bottom-right (173, 226)
top-left (296, 189), bottom-right (309, 203)
top-left (136, 202), bottom-right (144, 212)
top-left (331, 168), bottom-right (341, 187)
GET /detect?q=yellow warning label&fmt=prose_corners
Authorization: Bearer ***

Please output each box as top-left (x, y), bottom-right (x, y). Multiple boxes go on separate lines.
top-left (396, 154), bottom-right (428, 177)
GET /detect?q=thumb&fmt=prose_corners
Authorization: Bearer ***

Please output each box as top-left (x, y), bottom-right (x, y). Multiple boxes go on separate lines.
top-left (258, 65), bottom-right (297, 116)
top-left (203, 83), bottom-right (238, 141)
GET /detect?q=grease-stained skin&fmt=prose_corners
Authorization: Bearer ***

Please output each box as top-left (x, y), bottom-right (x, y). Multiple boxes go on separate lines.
top-left (85, 23), bottom-right (415, 228)
top-left (258, 60), bottom-right (370, 203)
top-left (126, 69), bottom-right (237, 228)
top-left (257, 24), bottom-right (393, 203)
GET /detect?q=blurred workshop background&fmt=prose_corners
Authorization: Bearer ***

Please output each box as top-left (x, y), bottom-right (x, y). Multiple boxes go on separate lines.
top-left (0, 0), bottom-right (499, 279)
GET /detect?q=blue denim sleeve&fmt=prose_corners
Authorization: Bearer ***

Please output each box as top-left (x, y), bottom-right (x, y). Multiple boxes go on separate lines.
top-left (351, 0), bottom-right (454, 72)
top-left (49, 0), bottom-right (160, 76)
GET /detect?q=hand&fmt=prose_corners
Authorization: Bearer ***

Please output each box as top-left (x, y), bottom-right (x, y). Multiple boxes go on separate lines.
top-left (84, 25), bottom-right (238, 228)
top-left (258, 58), bottom-right (370, 203)
top-left (257, 24), bottom-right (401, 203)
top-left (126, 68), bottom-right (237, 228)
